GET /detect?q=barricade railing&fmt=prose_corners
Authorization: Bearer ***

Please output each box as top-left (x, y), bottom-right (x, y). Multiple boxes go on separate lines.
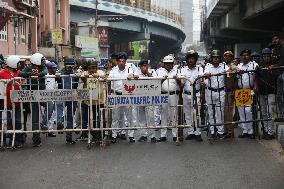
top-left (191, 66), bottom-right (284, 139)
top-left (2, 75), bottom-right (192, 148)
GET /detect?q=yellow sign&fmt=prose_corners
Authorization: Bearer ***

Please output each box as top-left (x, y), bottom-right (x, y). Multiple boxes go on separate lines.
top-left (235, 89), bottom-right (253, 107)
top-left (51, 29), bottom-right (63, 45)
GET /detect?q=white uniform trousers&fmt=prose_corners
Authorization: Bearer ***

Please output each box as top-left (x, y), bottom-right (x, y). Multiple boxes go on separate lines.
top-left (205, 90), bottom-right (225, 134)
top-left (259, 94), bottom-right (276, 135)
top-left (160, 94), bottom-right (179, 138)
top-left (111, 106), bottom-right (136, 138)
top-left (183, 92), bottom-right (201, 135)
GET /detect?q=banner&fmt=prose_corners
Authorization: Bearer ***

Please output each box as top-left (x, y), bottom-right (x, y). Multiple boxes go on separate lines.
top-left (235, 89), bottom-right (253, 107)
top-left (122, 80), bottom-right (161, 95)
top-left (130, 40), bottom-right (149, 60)
top-left (107, 94), bottom-right (169, 107)
top-left (75, 35), bottom-right (99, 58)
top-left (11, 89), bottom-right (98, 102)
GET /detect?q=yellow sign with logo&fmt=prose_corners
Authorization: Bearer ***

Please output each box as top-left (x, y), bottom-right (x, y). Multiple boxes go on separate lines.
top-left (51, 29), bottom-right (63, 45)
top-left (235, 89), bottom-right (253, 107)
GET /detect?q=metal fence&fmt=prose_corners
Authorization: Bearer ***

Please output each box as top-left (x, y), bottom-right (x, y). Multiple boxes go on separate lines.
top-left (1, 67), bottom-right (284, 149)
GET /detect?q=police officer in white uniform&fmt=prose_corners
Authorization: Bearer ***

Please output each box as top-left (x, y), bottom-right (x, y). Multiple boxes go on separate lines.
top-left (180, 50), bottom-right (204, 142)
top-left (134, 60), bottom-right (159, 143)
top-left (237, 49), bottom-right (258, 139)
top-left (108, 52), bottom-right (136, 143)
top-left (203, 50), bottom-right (228, 139)
top-left (157, 55), bottom-right (182, 142)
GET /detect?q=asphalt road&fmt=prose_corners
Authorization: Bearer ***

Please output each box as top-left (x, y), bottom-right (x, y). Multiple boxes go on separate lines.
top-left (0, 133), bottom-right (284, 189)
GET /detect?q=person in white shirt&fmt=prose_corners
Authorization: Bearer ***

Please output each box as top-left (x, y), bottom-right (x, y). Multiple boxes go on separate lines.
top-left (108, 52), bottom-right (136, 143)
top-left (156, 55), bottom-right (182, 142)
top-left (203, 50), bottom-right (228, 139)
top-left (237, 49), bottom-right (258, 139)
top-left (41, 60), bottom-right (58, 137)
top-left (133, 60), bottom-right (159, 143)
top-left (180, 50), bottom-right (204, 142)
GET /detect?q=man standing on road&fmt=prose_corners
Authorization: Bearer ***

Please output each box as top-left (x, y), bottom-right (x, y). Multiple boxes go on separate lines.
top-left (237, 49), bottom-right (258, 139)
top-left (156, 55), bottom-right (182, 142)
top-left (180, 50), bottom-right (203, 142)
top-left (134, 60), bottom-right (159, 143)
top-left (203, 50), bottom-right (228, 139)
top-left (108, 52), bottom-right (136, 143)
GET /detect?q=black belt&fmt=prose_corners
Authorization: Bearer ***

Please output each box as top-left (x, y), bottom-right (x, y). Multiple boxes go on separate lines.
top-left (225, 88), bottom-right (232, 92)
top-left (115, 91), bottom-right (122, 95)
top-left (207, 87), bottom-right (224, 92)
top-left (161, 91), bottom-right (180, 95)
top-left (184, 90), bottom-right (200, 95)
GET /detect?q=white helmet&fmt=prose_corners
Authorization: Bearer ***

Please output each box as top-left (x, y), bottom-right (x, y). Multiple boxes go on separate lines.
top-left (30, 53), bottom-right (44, 65)
top-left (163, 55), bottom-right (174, 63)
top-left (6, 55), bottom-right (20, 69)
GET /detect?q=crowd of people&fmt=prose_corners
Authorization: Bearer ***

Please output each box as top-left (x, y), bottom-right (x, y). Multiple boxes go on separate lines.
top-left (0, 33), bottom-right (283, 149)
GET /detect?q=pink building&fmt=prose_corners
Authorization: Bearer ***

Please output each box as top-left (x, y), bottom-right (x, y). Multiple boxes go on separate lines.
top-left (0, 0), bottom-right (70, 57)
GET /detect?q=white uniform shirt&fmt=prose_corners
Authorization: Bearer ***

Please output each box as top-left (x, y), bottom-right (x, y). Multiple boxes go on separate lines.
top-left (156, 67), bottom-right (181, 92)
top-left (108, 66), bottom-right (134, 93)
top-left (45, 73), bottom-right (57, 90)
top-left (126, 63), bottom-right (137, 72)
top-left (204, 63), bottom-right (228, 89)
top-left (180, 65), bottom-right (204, 92)
top-left (134, 68), bottom-right (158, 78)
top-left (237, 61), bottom-right (258, 88)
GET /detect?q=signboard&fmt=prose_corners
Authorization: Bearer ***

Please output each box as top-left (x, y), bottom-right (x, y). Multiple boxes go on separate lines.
top-left (107, 94), bottom-right (169, 107)
top-left (75, 35), bottom-right (99, 58)
top-left (122, 80), bottom-right (161, 95)
top-left (11, 89), bottom-right (98, 102)
top-left (98, 27), bottom-right (108, 47)
top-left (235, 89), bottom-right (253, 107)
top-left (51, 29), bottom-right (63, 45)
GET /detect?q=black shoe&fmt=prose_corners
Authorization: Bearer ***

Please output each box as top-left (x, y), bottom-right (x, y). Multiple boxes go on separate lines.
top-left (185, 134), bottom-right (195, 140)
top-left (266, 134), bottom-right (275, 140)
top-left (138, 136), bottom-right (147, 142)
top-left (129, 137), bottom-right (135, 143)
top-left (47, 132), bottom-right (56, 137)
top-left (57, 123), bottom-right (64, 134)
top-left (76, 135), bottom-right (88, 141)
top-left (157, 137), bottom-right (167, 142)
top-left (173, 137), bottom-right (177, 142)
top-left (33, 141), bottom-right (42, 147)
top-left (224, 133), bottom-right (234, 139)
top-left (151, 137), bottom-right (157, 143)
top-left (249, 134), bottom-right (256, 139)
top-left (195, 135), bottom-right (203, 142)
top-left (238, 133), bottom-right (249, 138)
top-left (216, 133), bottom-right (225, 139)
top-left (14, 142), bottom-right (24, 148)
top-left (208, 133), bottom-right (215, 140)
top-left (66, 140), bottom-right (76, 145)
top-left (120, 134), bottom-right (127, 140)
top-left (111, 137), bottom-right (117, 144)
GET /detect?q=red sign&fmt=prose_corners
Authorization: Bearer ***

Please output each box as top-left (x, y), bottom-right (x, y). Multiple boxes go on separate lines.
top-left (97, 27), bottom-right (108, 48)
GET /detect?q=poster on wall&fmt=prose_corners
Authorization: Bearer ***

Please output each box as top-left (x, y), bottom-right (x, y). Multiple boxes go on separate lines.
top-left (130, 40), bottom-right (149, 60)
top-left (97, 27), bottom-right (108, 48)
top-left (75, 35), bottom-right (99, 58)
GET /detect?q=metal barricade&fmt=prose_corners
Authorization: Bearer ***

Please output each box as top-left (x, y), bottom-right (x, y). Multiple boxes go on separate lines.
top-left (191, 66), bottom-right (284, 141)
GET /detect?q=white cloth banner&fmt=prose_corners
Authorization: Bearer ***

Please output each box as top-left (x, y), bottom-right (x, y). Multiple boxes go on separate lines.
top-left (107, 94), bottom-right (169, 107)
top-left (122, 80), bottom-right (161, 95)
top-left (11, 89), bottom-right (98, 102)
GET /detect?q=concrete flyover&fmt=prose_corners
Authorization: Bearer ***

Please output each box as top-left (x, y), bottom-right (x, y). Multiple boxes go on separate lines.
top-left (70, 0), bottom-right (186, 63)
top-left (202, 0), bottom-right (284, 53)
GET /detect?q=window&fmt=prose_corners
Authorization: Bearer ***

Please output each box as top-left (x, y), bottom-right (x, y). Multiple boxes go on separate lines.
top-left (0, 24), bottom-right (8, 41)
top-left (20, 20), bottom-right (25, 43)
